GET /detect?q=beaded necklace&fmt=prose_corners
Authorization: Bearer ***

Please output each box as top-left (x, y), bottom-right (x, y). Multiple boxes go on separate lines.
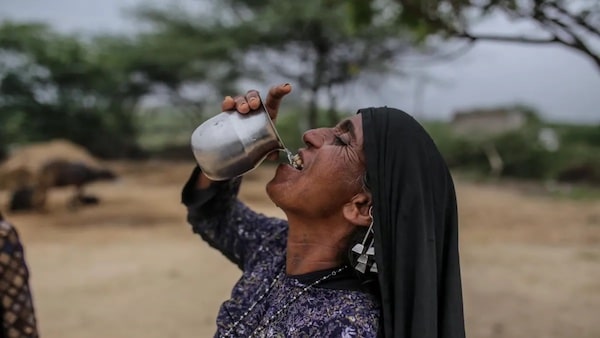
top-left (222, 265), bottom-right (348, 337)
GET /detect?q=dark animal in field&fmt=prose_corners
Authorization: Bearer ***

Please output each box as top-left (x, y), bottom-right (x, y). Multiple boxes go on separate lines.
top-left (7, 160), bottom-right (117, 212)
top-left (37, 159), bottom-right (117, 210)
top-left (9, 186), bottom-right (101, 212)
top-left (9, 186), bottom-right (35, 212)
top-left (38, 160), bottom-right (116, 190)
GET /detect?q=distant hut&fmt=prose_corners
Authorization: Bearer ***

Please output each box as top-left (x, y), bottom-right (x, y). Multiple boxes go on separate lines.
top-left (450, 108), bottom-right (533, 177)
top-left (451, 108), bottom-right (529, 137)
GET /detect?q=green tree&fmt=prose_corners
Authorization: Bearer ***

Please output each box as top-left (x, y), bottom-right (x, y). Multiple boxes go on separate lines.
top-left (0, 22), bottom-right (151, 157)
top-left (126, 5), bottom-right (246, 121)
top-left (133, 0), bottom-right (424, 128)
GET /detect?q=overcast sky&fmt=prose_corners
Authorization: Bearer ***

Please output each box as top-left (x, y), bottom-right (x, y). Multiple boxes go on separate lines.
top-left (1, 0), bottom-right (599, 123)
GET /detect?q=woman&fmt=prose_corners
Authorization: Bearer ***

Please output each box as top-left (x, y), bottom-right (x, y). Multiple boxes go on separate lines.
top-left (0, 212), bottom-right (39, 338)
top-left (182, 84), bottom-right (465, 337)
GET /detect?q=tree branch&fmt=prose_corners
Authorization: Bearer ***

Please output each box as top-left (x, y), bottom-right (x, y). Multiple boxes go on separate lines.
top-left (459, 29), bottom-right (599, 69)
top-left (458, 32), bottom-right (560, 44)
top-left (546, 2), bottom-right (600, 36)
top-left (537, 12), bottom-right (600, 69)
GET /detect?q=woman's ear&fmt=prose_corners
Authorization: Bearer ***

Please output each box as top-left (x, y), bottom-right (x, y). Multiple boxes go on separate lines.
top-left (343, 192), bottom-right (372, 227)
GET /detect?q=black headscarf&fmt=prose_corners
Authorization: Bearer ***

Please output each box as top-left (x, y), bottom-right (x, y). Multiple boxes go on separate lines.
top-left (359, 107), bottom-right (465, 338)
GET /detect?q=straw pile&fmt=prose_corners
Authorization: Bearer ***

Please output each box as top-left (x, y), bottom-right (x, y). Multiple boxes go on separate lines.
top-left (0, 139), bottom-right (102, 190)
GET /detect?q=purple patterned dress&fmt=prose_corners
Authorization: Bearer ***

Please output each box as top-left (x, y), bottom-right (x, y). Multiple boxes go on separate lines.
top-left (182, 168), bottom-right (380, 337)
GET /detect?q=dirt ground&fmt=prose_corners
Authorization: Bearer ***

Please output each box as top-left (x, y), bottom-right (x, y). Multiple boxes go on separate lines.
top-left (1, 161), bottom-right (598, 338)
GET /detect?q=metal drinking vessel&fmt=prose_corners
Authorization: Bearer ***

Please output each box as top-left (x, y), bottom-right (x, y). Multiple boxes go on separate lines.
top-left (190, 104), bottom-right (286, 181)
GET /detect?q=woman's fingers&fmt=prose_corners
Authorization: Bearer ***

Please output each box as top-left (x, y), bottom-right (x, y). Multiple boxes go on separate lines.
top-left (221, 96), bottom-right (235, 111)
top-left (221, 95), bottom-right (252, 114)
top-left (221, 83), bottom-right (292, 118)
top-left (265, 83), bottom-right (292, 120)
top-left (233, 95), bottom-right (251, 113)
top-left (245, 90), bottom-right (261, 111)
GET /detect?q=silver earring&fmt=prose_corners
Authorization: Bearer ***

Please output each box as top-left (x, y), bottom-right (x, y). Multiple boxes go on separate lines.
top-left (351, 206), bottom-right (377, 273)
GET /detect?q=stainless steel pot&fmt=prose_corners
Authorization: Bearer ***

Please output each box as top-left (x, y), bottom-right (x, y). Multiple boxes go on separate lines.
top-left (190, 104), bottom-right (286, 181)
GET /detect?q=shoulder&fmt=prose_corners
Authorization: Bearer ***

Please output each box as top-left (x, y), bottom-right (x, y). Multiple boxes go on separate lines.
top-left (290, 289), bottom-right (380, 337)
top-left (320, 288), bottom-right (380, 313)
top-left (320, 313), bottom-right (379, 338)
top-left (290, 310), bottom-right (379, 338)
top-left (325, 290), bottom-right (379, 336)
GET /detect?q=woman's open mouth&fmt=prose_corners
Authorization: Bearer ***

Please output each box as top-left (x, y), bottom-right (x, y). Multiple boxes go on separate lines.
top-left (290, 153), bottom-right (304, 170)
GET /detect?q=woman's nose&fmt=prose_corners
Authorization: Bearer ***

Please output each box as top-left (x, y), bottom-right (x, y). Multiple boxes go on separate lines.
top-left (302, 128), bottom-right (328, 148)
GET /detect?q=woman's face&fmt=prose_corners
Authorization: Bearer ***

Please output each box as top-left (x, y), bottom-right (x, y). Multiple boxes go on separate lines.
top-left (266, 115), bottom-right (366, 219)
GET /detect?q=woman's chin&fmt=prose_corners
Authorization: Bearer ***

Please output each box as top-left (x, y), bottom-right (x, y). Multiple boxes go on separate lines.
top-left (270, 163), bottom-right (300, 184)
top-left (266, 165), bottom-right (298, 206)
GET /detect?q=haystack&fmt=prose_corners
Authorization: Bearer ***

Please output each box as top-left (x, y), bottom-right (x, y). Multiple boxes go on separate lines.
top-left (0, 139), bottom-right (102, 190)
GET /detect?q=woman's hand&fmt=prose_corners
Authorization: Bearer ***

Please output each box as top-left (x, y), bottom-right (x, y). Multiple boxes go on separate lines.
top-left (221, 83), bottom-right (292, 121)
top-left (196, 83), bottom-right (293, 189)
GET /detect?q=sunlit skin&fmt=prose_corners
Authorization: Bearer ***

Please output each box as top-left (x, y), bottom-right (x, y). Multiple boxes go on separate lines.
top-left (197, 84), bottom-right (372, 275)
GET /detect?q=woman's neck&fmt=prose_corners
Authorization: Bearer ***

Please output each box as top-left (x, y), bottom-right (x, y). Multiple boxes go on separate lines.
top-left (284, 216), bottom-right (353, 275)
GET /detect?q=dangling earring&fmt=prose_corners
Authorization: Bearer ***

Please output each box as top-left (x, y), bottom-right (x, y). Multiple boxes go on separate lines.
top-left (351, 206), bottom-right (377, 273)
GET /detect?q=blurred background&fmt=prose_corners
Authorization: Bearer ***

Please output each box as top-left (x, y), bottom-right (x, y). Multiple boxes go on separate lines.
top-left (0, 0), bottom-right (598, 337)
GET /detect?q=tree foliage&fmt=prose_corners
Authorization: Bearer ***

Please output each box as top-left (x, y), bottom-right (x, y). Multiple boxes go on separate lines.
top-left (126, 5), bottom-right (246, 120)
top-left (133, 0), bottom-right (423, 128)
top-left (0, 22), bottom-right (150, 157)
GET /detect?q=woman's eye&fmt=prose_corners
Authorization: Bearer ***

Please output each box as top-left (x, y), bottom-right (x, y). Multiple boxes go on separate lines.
top-left (334, 135), bottom-right (348, 146)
